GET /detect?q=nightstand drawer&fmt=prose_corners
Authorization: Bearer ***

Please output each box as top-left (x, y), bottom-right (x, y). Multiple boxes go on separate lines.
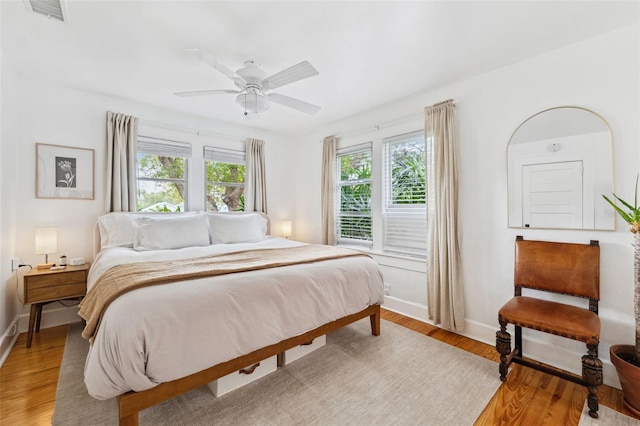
top-left (26, 271), bottom-right (86, 289)
top-left (26, 282), bottom-right (86, 303)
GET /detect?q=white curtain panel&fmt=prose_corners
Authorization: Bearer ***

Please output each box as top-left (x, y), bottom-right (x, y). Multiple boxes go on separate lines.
top-left (245, 138), bottom-right (268, 213)
top-left (425, 100), bottom-right (465, 331)
top-left (321, 136), bottom-right (337, 245)
top-left (106, 111), bottom-right (138, 212)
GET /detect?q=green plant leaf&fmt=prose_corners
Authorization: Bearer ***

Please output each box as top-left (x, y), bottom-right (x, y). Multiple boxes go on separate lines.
top-left (635, 174), bottom-right (639, 209)
top-left (602, 174), bottom-right (640, 227)
top-left (611, 193), bottom-right (637, 212)
top-left (602, 194), bottom-right (634, 223)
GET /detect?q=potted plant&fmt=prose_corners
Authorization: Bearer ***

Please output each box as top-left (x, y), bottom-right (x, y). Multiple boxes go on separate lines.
top-left (603, 176), bottom-right (640, 416)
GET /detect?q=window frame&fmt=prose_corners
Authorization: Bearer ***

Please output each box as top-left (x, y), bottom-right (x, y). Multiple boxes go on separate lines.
top-left (381, 130), bottom-right (427, 257)
top-left (203, 146), bottom-right (246, 212)
top-left (136, 136), bottom-right (191, 212)
top-left (335, 142), bottom-right (373, 248)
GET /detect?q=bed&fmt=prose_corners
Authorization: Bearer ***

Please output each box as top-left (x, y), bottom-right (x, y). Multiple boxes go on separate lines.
top-left (80, 211), bottom-right (384, 425)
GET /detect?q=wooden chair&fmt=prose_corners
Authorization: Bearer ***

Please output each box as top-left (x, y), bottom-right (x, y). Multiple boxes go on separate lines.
top-left (496, 236), bottom-right (602, 418)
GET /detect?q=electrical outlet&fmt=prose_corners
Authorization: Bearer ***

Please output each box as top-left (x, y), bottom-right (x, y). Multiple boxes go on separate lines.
top-left (11, 258), bottom-right (21, 271)
top-left (383, 283), bottom-right (390, 296)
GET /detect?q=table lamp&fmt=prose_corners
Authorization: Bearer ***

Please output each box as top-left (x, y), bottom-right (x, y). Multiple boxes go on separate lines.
top-left (282, 221), bottom-right (292, 239)
top-left (35, 227), bottom-right (57, 269)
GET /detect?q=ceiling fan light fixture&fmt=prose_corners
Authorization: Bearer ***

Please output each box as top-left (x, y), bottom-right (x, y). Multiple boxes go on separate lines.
top-left (179, 50), bottom-right (321, 116)
top-left (236, 92), bottom-right (270, 115)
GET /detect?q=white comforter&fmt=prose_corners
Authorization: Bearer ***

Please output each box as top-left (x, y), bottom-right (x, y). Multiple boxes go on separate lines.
top-left (83, 238), bottom-right (384, 399)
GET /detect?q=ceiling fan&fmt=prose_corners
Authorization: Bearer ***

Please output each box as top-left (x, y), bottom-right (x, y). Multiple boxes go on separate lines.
top-left (174, 49), bottom-right (321, 116)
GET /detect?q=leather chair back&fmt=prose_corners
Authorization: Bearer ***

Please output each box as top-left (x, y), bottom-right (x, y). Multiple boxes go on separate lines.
top-left (514, 238), bottom-right (600, 300)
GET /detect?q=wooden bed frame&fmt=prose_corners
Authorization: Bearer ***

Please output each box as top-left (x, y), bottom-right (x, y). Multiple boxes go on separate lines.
top-left (117, 304), bottom-right (381, 425)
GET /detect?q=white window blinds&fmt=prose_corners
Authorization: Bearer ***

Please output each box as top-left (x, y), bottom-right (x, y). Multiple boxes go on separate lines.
top-left (137, 136), bottom-right (192, 158)
top-left (203, 146), bottom-right (245, 164)
top-left (382, 131), bottom-right (427, 257)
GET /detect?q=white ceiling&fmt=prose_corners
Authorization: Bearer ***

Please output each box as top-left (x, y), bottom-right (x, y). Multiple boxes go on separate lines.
top-left (2, 1), bottom-right (638, 136)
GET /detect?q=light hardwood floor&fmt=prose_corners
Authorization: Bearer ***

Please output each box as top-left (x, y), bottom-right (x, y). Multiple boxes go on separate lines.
top-left (0, 309), bottom-right (637, 425)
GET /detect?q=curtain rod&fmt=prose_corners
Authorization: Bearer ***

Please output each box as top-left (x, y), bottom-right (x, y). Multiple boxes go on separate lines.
top-left (138, 119), bottom-right (245, 143)
top-left (428, 99), bottom-right (456, 108)
top-left (320, 111), bottom-right (426, 143)
top-left (324, 99), bottom-right (457, 142)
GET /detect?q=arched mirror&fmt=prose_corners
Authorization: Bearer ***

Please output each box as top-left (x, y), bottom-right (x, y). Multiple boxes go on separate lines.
top-left (507, 106), bottom-right (614, 230)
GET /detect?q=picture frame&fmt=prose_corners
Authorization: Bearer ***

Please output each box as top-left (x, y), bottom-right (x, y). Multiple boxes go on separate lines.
top-left (36, 143), bottom-right (95, 200)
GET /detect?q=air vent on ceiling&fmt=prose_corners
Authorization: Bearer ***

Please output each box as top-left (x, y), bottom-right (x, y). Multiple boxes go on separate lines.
top-left (24, 0), bottom-right (67, 22)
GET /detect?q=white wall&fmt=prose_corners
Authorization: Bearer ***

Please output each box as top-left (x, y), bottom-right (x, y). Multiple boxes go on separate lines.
top-left (0, 78), bottom-right (297, 363)
top-left (294, 24), bottom-right (639, 388)
top-left (0, 50), bottom-right (22, 362)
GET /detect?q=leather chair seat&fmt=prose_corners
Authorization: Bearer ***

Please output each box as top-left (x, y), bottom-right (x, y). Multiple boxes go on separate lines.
top-left (498, 296), bottom-right (600, 345)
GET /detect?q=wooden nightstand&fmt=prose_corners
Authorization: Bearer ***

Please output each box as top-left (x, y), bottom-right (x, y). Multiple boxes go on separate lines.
top-left (23, 263), bottom-right (89, 348)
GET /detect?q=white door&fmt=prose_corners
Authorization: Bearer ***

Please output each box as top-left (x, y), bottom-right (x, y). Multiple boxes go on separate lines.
top-left (522, 161), bottom-right (583, 228)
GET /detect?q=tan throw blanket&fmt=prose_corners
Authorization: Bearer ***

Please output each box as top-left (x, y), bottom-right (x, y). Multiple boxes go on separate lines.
top-left (79, 244), bottom-right (367, 341)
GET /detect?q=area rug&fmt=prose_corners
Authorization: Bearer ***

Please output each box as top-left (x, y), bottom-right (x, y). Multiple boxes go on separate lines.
top-left (54, 319), bottom-right (502, 425)
top-left (579, 401), bottom-right (640, 425)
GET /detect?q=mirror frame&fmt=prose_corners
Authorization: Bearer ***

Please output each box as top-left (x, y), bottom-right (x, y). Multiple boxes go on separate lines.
top-left (507, 106), bottom-right (614, 230)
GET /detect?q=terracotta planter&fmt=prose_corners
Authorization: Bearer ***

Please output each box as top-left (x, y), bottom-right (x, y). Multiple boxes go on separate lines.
top-left (610, 344), bottom-right (640, 416)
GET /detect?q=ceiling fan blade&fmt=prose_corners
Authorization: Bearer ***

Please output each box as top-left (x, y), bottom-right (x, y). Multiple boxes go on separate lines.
top-left (183, 48), bottom-right (245, 86)
top-left (174, 89), bottom-right (242, 97)
top-left (262, 61), bottom-right (319, 91)
top-left (268, 93), bottom-right (321, 115)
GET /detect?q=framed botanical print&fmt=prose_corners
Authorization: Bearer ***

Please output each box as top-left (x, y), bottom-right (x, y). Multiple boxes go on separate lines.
top-left (36, 143), bottom-right (95, 200)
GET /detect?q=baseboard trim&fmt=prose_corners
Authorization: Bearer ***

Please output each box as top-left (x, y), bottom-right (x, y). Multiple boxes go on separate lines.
top-left (383, 296), bottom-right (430, 323)
top-left (16, 304), bottom-right (81, 333)
top-left (0, 315), bottom-right (20, 368)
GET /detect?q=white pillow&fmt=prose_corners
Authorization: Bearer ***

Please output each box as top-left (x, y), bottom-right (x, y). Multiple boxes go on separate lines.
top-left (207, 213), bottom-right (268, 244)
top-left (97, 213), bottom-right (140, 249)
top-left (133, 213), bottom-right (210, 251)
top-left (97, 212), bottom-right (196, 250)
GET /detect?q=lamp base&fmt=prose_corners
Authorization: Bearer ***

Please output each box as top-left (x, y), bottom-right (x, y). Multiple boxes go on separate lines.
top-left (36, 263), bottom-right (54, 270)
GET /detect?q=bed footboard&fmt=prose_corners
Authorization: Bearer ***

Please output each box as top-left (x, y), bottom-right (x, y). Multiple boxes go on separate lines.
top-left (117, 304), bottom-right (381, 426)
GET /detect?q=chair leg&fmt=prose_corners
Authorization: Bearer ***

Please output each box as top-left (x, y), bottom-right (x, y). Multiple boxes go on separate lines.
top-left (496, 320), bottom-right (511, 381)
top-left (582, 342), bottom-right (603, 419)
top-left (515, 324), bottom-right (522, 357)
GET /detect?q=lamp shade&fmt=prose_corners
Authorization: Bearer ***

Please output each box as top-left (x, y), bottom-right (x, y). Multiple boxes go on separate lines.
top-left (236, 92), bottom-right (270, 114)
top-left (35, 227), bottom-right (57, 255)
top-left (282, 221), bottom-right (292, 238)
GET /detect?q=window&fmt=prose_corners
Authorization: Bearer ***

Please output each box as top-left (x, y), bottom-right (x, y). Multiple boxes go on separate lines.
top-left (336, 143), bottom-right (372, 247)
top-left (136, 137), bottom-right (191, 212)
top-left (382, 131), bottom-right (427, 256)
top-left (204, 146), bottom-right (245, 212)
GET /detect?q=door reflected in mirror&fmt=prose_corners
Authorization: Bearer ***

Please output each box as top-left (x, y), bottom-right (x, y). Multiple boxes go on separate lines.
top-left (507, 106), bottom-right (614, 230)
